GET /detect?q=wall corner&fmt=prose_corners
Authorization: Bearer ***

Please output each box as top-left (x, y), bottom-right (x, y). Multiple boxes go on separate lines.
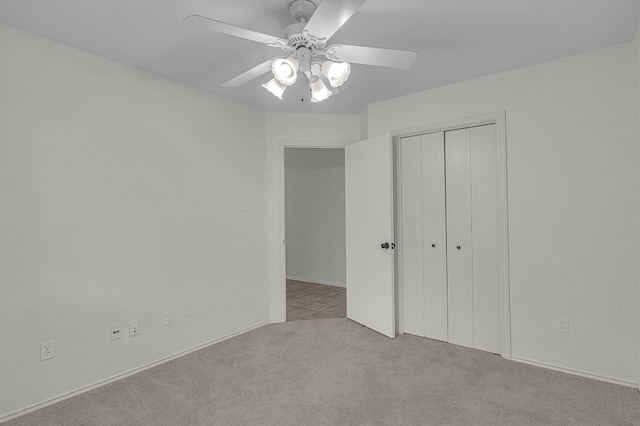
top-left (359, 105), bottom-right (369, 141)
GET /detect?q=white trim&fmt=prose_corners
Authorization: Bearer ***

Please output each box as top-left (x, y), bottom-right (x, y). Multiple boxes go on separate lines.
top-left (511, 356), bottom-right (639, 388)
top-left (394, 135), bottom-right (405, 334)
top-left (286, 275), bottom-right (345, 287)
top-left (389, 112), bottom-right (507, 138)
top-left (277, 140), bottom-right (351, 323)
top-left (393, 111), bottom-right (512, 360)
top-left (0, 321), bottom-right (272, 424)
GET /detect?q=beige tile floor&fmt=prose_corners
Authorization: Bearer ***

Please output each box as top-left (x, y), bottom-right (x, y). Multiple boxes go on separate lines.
top-left (286, 279), bottom-right (346, 321)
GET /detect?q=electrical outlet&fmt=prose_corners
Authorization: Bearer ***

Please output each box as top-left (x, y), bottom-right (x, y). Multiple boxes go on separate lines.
top-left (40, 340), bottom-right (55, 361)
top-left (129, 319), bottom-right (140, 337)
top-left (557, 317), bottom-right (569, 333)
top-left (110, 323), bottom-right (122, 341)
top-left (164, 311), bottom-right (173, 327)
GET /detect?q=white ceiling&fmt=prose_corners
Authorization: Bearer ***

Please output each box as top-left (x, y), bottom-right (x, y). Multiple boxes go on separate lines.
top-left (2, 0), bottom-right (640, 114)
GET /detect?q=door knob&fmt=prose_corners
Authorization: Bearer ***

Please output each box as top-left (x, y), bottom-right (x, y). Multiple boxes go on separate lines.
top-left (431, 244), bottom-right (436, 248)
top-left (457, 245), bottom-right (461, 250)
top-left (381, 242), bottom-right (390, 249)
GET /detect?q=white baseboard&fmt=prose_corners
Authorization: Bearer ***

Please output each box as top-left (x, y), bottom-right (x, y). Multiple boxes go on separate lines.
top-left (511, 356), bottom-right (639, 388)
top-left (0, 321), bottom-right (271, 424)
top-left (286, 275), bottom-right (345, 288)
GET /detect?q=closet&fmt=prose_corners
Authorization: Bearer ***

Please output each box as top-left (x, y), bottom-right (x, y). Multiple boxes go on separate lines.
top-left (400, 124), bottom-right (500, 354)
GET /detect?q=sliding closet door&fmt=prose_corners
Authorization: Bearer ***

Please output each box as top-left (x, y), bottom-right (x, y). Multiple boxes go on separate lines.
top-left (470, 124), bottom-right (500, 353)
top-left (400, 135), bottom-right (425, 337)
top-left (421, 133), bottom-right (448, 342)
top-left (445, 129), bottom-right (474, 348)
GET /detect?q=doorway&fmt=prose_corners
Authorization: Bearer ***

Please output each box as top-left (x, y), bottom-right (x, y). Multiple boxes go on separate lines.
top-left (283, 147), bottom-right (347, 321)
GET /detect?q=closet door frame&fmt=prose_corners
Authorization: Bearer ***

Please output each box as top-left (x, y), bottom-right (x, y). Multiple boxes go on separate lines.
top-left (394, 111), bottom-right (511, 360)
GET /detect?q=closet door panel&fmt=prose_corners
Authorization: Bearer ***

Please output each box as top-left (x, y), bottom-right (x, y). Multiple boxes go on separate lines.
top-left (470, 124), bottom-right (501, 353)
top-left (400, 136), bottom-right (425, 337)
top-left (445, 128), bottom-right (474, 348)
top-left (421, 132), bottom-right (448, 342)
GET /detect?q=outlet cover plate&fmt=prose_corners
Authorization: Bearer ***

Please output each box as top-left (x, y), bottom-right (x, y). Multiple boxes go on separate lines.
top-left (129, 319), bottom-right (140, 337)
top-left (556, 317), bottom-right (569, 333)
top-left (110, 323), bottom-right (122, 341)
top-left (40, 340), bottom-right (55, 360)
top-left (164, 311), bottom-right (173, 327)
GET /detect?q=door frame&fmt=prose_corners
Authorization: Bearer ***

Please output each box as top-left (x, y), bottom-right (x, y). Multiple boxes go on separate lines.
top-left (276, 140), bottom-right (350, 322)
top-left (393, 111), bottom-right (512, 359)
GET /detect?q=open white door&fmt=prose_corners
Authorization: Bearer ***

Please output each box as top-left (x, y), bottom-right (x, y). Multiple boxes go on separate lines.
top-left (345, 133), bottom-right (395, 338)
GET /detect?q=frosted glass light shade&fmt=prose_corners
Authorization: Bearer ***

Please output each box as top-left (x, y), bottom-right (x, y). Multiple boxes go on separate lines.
top-left (310, 78), bottom-right (332, 103)
top-left (321, 61), bottom-right (351, 87)
top-left (262, 78), bottom-right (287, 100)
top-left (272, 57), bottom-right (299, 86)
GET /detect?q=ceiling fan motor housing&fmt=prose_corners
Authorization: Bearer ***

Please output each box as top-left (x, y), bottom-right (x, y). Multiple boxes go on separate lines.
top-left (283, 22), bottom-right (306, 40)
top-left (281, 20), bottom-right (327, 56)
top-left (296, 46), bottom-right (312, 72)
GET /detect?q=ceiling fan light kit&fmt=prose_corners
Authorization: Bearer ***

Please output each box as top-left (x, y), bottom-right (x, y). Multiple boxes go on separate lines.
top-left (262, 78), bottom-right (287, 99)
top-left (185, 0), bottom-right (417, 104)
top-left (310, 77), bottom-right (332, 103)
top-left (272, 57), bottom-right (299, 86)
top-left (321, 61), bottom-right (351, 88)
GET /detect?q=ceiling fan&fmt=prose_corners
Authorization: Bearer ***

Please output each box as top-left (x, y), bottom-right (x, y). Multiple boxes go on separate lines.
top-left (184, 0), bottom-right (417, 103)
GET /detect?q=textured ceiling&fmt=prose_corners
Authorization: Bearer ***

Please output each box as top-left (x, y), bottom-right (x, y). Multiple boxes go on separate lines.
top-left (1, 0), bottom-right (639, 114)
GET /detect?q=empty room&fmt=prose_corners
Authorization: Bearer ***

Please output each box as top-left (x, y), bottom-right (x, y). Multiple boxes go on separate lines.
top-left (1, 0), bottom-right (640, 424)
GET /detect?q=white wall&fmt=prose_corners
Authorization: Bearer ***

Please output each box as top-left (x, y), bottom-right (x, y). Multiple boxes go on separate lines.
top-left (0, 25), bottom-right (268, 420)
top-left (359, 105), bottom-right (369, 140)
top-left (365, 42), bottom-right (640, 385)
top-left (266, 113), bottom-right (360, 320)
top-left (285, 148), bottom-right (346, 287)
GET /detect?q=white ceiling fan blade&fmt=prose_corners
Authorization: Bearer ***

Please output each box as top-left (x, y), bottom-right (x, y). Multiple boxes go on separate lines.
top-left (303, 0), bottom-right (367, 41)
top-left (326, 44), bottom-right (417, 69)
top-left (184, 15), bottom-right (283, 45)
top-left (222, 58), bottom-right (275, 87)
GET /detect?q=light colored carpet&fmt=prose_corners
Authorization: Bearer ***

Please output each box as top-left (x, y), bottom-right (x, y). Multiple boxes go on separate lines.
top-left (6, 319), bottom-right (640, 425)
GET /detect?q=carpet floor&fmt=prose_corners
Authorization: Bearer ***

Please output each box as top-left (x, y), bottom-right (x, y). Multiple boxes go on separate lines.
top-left (6, 319), bottom-right (640, 426)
